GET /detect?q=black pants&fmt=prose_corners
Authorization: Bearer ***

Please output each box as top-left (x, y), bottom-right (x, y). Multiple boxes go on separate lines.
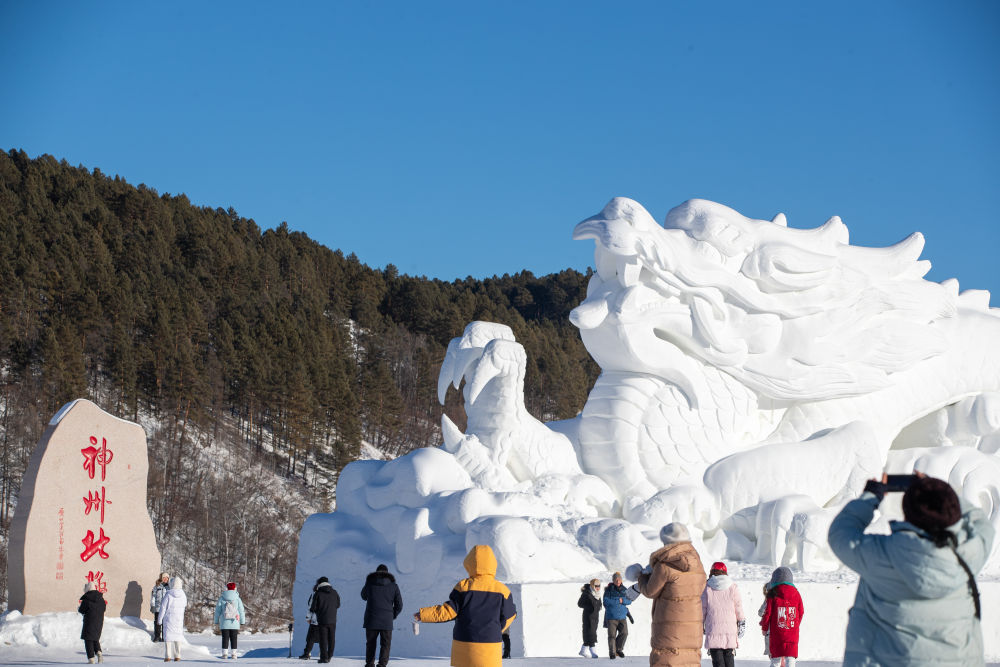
top-left (606, 619), bottom-right (627, 656)
top-left (502, 632), bottom-right (511, 659)
top-left (153, 611), bottom-right (162, 641)
top-left (365, 628), bottom-right (392, 667)
top-left (221, 628), bottom-right (239, 650)
top-left (84, 639), bottom-right (102, 659)
top-left (302, 624), bottom-right (319, 657)
top-left (317, 624), bottom-right (336, 662)
top-left (709, 648), bottom-right (735, 667)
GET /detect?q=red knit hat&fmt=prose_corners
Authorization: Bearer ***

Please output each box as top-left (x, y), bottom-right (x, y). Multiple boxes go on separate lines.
top-left (710, 561), bottom-right (727, 574)
top-left (227, 582), bottom-right (237, 590)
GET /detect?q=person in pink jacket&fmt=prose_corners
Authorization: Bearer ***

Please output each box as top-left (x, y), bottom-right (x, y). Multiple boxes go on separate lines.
top-left (700, 561), bottom-right (745, 667)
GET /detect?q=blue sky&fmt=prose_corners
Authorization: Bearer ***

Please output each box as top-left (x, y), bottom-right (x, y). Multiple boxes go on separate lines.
top-left (2, 1), bottom-right (998, 302)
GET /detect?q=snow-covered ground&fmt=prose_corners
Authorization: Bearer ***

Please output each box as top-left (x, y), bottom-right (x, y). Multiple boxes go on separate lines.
top-left (1, 611), bottom-right (997, 667)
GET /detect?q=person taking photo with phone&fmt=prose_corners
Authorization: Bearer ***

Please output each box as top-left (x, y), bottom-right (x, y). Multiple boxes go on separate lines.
top-left (828, 471), bottom-right (995, 666)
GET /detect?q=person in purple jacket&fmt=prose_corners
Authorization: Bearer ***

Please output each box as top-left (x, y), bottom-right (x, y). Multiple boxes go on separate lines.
top-left (700, 561), bottom-right (745, 667)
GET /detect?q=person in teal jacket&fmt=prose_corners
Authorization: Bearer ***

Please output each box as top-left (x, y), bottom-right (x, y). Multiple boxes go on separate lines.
top-left (828, 473), bottom-right (994, 667)
top-left (213, 582), bottom-right (247, 659)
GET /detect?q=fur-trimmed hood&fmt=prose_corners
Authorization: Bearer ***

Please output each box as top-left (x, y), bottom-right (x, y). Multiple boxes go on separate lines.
top-left (706, 574), bottom-right (733, 590)
top-left (365, 570), bottom-right (397, 585)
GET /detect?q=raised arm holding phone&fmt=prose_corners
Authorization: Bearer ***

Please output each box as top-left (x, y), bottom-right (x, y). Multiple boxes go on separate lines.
top-left (828, 470), bottom-right (994, 666)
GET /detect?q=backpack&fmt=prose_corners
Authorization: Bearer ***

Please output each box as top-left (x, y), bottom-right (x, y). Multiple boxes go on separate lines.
top-left (224, 600), bottom-right (240, 620)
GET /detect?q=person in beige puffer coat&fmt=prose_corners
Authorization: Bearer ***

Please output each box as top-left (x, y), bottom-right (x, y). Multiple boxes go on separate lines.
top-left (634, 523), bottom-right (706, 667)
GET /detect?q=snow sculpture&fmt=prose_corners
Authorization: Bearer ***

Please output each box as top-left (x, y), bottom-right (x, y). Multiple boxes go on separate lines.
top-left (295, 197), bottom-right (1000, 652)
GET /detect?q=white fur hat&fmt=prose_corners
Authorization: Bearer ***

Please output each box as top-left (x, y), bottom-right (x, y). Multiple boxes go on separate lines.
top-left (660, 522), bottom-right (691, 544)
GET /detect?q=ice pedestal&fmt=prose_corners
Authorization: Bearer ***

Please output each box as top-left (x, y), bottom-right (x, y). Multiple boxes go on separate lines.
top-left (290, 578), bottom-right (1000, 659)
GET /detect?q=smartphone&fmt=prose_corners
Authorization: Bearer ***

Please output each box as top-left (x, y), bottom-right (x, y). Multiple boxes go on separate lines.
top-left (884, 474), bottom-right (918, 492)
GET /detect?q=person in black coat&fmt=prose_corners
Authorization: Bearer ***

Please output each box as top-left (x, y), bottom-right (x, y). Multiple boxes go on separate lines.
top-left (78, 581), bottom-right (107, 663)
top-left (360, 564), bottom-right (403, 667)
top-left (577, 578), bottom-right (602, 658)
top-left (309, 576), bottom-right (341, 664)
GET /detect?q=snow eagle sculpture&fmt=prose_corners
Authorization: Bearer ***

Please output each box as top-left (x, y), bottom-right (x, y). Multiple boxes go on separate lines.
top-left (296, 198), bottom-right (1000, 625)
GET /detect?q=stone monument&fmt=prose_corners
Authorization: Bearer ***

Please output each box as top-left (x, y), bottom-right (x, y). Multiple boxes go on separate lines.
top-left (7, 399), bottom-right (161, 619)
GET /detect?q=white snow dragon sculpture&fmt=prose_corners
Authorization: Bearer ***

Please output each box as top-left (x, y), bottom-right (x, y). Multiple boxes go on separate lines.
top-left (317, 197), bottom-right (1000, 583)
top-left (435, 197), bottom-right (1000, 571)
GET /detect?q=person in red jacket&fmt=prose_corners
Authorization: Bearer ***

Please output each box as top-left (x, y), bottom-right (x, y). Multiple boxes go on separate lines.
top-left (759, 567), bottom-right (803, 667)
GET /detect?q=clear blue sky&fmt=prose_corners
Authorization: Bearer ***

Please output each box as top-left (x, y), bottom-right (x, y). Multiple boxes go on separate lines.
top-left (2, 1), bottom-right (998, 302)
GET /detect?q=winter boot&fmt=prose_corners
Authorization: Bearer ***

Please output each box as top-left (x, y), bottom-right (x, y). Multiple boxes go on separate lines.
top-left (231, 651), bottom-right (238, 660)
top-left (578, 645), bottom-right (588, 658)
top-left (589, 647), bottom-right (599, 658)
top-left (88, 659), bottom-right (95, 664)
top-left (97, 652), bottom-right (104, 663)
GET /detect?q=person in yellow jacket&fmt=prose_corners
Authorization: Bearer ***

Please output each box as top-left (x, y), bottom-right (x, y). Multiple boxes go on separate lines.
top-left (414, 545), bottom-right (517, 667)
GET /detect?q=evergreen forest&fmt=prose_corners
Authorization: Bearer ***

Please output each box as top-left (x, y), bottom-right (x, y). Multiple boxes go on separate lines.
top-left (0, 149), bottom-right (599, 627)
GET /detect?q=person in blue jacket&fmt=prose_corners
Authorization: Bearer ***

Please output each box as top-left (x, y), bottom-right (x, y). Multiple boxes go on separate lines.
top-left (213, 582), bottom-right (247, 659)
top-left (828, 472), bottom-right (994, 667)
top-left (603, 572), bottom-right (632, 659)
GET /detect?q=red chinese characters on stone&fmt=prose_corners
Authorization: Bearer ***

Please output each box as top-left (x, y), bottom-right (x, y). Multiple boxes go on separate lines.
top-left (81, 436), bottom-right (114, 482)
top-left (83, 488), bottom-right (112, 524)
top-left (80, 527), bottom-right (111, 562)
top-left (80, 435), bottom-right (114, 563)
top-left (86, 570), bottom-right (109, 593)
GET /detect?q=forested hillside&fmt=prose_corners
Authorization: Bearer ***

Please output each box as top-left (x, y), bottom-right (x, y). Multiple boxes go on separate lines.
top-left (0, 150), bottom-right (599, 626)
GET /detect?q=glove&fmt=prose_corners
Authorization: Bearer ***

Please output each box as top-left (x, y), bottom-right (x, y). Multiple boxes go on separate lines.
top-left (624, 563), bottom-right (643, 581)
top-left (737, 620), bottom-right (746, 638)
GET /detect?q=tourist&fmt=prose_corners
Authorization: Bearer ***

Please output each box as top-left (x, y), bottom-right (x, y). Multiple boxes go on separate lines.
top-left (360, 564), bottom-right (403, 667)
top-left (299, 578), bottom-right (323, 659)
top-left (634, 522), bottom-right (706, 667)
top-left (759, 567), bottom-right (803, 667)
top-left (159, 576), bottom-right (187, 662)
top-left (79, 581), bottom-right (107, 664)
top-left (828, 473), bottom-right (994, 666)
top-left (213, 582), bottom-right (246, 659)
top-left (602, 572), bottom-right (631, 659)
top-left (150, 572), bottom-right (169, 642)
top-left (700, 561), bottom-right (745, 667)
top-left (310, 576), bottom-right (340, 664)
top-left (577, 578), bottom-right (601, 658)
top-left (414, 544), bottom-right (517, 667)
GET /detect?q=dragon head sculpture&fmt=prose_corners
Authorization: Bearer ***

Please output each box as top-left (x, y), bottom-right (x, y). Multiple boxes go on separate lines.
top-left (571, 197), bottom-right (957, 408)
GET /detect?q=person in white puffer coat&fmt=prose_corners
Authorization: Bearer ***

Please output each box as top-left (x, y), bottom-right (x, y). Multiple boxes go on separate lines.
top-left (159, 576), bottom-right (188, 661)
top-left (700, 561), bottom-right (745, 667)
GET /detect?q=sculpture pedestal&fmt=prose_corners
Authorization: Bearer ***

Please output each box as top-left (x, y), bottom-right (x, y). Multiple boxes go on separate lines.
top-left (511, 579), bottom-right (1000, 660)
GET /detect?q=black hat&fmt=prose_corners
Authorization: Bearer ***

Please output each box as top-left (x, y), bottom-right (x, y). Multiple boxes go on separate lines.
top-left (903, 476), bottom-right (961, 534)
top-left (317, 576), bottom-right (329, 584)
top-left (376, 564), bottom-right (388, 573)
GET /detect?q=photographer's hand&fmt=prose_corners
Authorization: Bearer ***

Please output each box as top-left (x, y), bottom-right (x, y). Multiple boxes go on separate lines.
top-left (863, 473), bottom-right (889, 501)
